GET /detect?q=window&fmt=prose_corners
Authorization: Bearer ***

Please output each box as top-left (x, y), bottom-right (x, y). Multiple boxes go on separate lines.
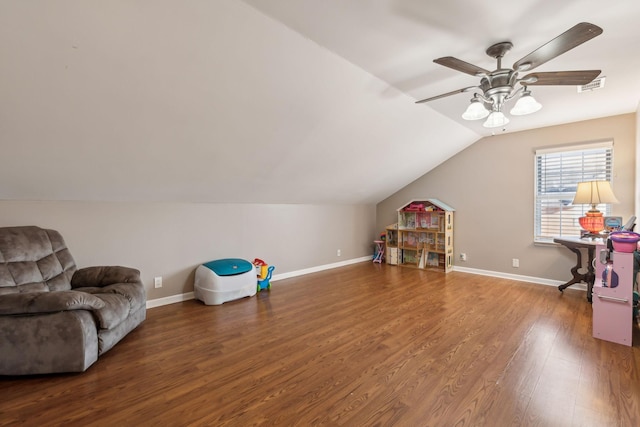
top-left (534, 141), bottom-right (613, 243)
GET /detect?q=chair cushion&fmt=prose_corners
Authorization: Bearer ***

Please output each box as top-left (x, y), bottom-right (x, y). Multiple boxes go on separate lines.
top-left (0, 226), bottom-right (76, 295)
top-left (91, 293), bottom-right (131, 330)
top-left (77, 282), bottom-right (146, 313)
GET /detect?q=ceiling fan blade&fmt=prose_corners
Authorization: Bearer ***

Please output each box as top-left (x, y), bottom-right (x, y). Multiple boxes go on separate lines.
top-left (513, 22), bottom-right (603, 71)
top-left (521, 70), bottom-right (601, 86)
top-left (434, 57), bottom-right (490, 76)
top-left (415, 86), bottom-right (478, 104)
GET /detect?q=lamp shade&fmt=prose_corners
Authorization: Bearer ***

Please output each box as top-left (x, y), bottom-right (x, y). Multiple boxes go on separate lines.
top-left (510, 92), bottom-right (542, 115)
top-left (483, 111), bottom-right (509, 128)
top-left (462, 99), bottom-right (489, 120)
top-left (572, 181), bottom-right (619, 210)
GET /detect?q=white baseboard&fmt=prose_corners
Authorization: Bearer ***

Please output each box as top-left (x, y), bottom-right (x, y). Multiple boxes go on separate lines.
top-left (146, 256), bottom-right (372, 309)
top-left (452, 265), bottom-right (587, 291)
top-left (146, 292), bottom-right (195, 309)
top-left (270, 256), bottom-right (372, 281)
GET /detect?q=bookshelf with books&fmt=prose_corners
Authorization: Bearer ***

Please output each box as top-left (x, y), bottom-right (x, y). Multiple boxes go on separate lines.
top-left (395, 199), bottom-right (454, 272)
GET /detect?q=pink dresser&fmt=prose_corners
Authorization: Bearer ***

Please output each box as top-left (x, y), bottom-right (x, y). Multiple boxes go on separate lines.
top-left (592, 244), bottom-right (634, 346)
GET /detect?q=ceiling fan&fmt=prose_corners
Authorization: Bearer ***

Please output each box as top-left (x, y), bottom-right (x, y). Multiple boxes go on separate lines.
top-left (416, 22), bottom-right (603, 128)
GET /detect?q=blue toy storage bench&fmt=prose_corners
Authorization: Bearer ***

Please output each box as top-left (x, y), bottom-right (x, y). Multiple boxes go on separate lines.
top-left (194, 258), bottom-right (257, 305)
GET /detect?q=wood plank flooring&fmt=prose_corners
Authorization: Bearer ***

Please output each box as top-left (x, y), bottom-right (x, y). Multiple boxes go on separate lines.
top-left (2, 263), bottom-right (640, 426)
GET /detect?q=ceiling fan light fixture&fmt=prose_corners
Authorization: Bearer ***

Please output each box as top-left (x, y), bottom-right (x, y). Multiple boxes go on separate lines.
top-left (510, 91), bottom-right (542, 115)
top-left (461, 99), bottom-right (490, 120)
top-left (416, 23), bottom-right (603, 131)
top-left (483, 111), bottom-right (510, 128)
top-left (516, 62), bottom-right (532, 71)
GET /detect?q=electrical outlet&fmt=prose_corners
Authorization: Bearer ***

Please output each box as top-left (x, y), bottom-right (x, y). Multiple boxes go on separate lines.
top-left (337, 249), bottom-right (341, 257)
top-left (512, 258), bottom-right (519, 268)
top-left (154, 276), bottom-right (162, 288)
top-left (460, 253), bottom-right (467, 261)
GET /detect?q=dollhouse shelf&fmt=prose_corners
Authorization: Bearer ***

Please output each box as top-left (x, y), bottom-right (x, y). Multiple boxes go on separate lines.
top-left (385, 198), bottom-right (454, 273)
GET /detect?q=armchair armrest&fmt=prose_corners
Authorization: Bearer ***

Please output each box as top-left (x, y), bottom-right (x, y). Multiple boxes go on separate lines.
top-left (71, 266), bottom-right (141, 288)
top-left (0, 291), bottom-right (105, 316)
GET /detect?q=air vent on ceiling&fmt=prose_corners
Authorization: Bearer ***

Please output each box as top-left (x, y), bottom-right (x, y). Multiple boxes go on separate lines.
top-left (578, 76), bottom-right (606, 93)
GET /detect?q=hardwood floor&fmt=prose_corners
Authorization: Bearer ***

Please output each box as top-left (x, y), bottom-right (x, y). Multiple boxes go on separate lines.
top-left (2, 263), bottom-right (639, 426)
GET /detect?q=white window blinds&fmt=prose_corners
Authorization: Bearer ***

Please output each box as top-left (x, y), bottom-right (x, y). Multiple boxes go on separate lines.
top-left (534, 142), bottom-right (613, 242)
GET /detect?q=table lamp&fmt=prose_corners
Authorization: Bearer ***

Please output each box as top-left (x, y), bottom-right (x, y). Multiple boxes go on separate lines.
top-left (572, 181), bottom-right (619, 234)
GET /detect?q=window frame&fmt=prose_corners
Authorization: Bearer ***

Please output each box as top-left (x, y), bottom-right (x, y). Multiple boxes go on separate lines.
top-left (534, 141), bottom-right (614, 243)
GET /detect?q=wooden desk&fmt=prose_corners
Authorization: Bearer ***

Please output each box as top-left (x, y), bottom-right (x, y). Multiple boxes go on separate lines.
top-left (553, 236), bottom-right (605, 302)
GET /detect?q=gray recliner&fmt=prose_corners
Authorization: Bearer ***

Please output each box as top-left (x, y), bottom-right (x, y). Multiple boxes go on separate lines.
top-left (0, 226), bottom-right (146, 375)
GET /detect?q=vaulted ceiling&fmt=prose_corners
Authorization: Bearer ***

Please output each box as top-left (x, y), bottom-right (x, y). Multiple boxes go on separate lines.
top-left (1, 1), bottom-right (638, 205)
top-left (243, 0), bottom-right (640, 135)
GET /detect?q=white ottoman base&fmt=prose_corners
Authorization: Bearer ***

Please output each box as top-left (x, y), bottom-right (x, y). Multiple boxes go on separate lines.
top-left (194, 264), bottom-right (257, 305)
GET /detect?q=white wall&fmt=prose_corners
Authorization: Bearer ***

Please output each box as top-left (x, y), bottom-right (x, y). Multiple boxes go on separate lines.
top-left (636, 102), bottom-right (640, 220)
top-left (1, 201), bottom-right (376, 301)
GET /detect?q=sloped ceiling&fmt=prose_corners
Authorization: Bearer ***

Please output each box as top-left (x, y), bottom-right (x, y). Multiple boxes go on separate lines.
top-left (3, 1), bottom-right (637, 205)
top-left (0, 1), bottom-right (478, 204)
top-left (243, 0), bottom-right (640, 136)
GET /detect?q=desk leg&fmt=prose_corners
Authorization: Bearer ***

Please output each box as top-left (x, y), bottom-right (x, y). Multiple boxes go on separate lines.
top-left (558, 246), bottom-right (585, 290)
top-left (585, 247), bottom-right (595, 303)
top-left (557, 246), bottom-right (594, 302)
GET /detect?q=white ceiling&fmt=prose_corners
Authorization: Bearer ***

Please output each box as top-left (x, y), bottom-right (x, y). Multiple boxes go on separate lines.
top-left (1, 1), bottom-right (638, 205)
top-left (242, 0), bottom-right (640, 135)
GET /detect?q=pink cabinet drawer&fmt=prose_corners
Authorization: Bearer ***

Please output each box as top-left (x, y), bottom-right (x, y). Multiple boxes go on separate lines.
top-left (592, 285), bottom-right (633, 346)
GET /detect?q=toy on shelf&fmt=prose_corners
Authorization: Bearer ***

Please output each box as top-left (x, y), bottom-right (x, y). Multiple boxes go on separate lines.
top-left (253, 258), bottom-right (275, 292)
top-left (404, 203), bottom-right (425, 212)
